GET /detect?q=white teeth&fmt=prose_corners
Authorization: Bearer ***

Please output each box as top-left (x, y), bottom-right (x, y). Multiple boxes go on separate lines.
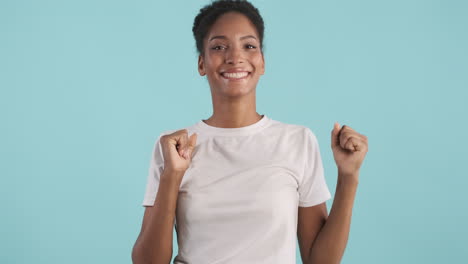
top-left (222, 72), bottom-right (249, 78)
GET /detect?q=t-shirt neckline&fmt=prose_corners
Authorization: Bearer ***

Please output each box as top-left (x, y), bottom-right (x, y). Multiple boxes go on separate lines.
top-left (194, 114), bottom-right (270, 136)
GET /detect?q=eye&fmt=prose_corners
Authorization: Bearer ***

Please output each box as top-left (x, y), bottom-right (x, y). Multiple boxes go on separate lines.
top-left (211, 45), bottom-right (226, 50)
top-left (245, 44), bottom-right (257, 49)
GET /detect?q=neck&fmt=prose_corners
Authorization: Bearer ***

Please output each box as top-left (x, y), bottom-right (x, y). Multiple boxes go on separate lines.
top-left (204, 91), bottom-right (262, 128)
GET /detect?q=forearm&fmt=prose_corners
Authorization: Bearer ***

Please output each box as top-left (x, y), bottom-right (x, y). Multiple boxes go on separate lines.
top-left (307, 172), bottom-right (359, 264)
top-left (132, 170), bottom-right (184, 264)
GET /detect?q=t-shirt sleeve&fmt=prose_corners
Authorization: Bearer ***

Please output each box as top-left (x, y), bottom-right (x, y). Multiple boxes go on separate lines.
top-left (298, 128), bottom-right (332, 207)
top-left (142, 134), bottom-right (165, 207)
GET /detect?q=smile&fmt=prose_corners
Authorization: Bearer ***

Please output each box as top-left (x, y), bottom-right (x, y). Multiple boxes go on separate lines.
top-left (221, 71), bottom-right (250, 80)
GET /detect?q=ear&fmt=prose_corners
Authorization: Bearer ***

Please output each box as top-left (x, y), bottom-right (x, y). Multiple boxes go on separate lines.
top-left (198, 54), bottom-right (206, 76)
top-left (259, 51), bottom-right (265, 75)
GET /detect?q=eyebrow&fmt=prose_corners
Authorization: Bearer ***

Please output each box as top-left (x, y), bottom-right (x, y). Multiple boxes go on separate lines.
top-left (209, 35), bottom-right (257, 42)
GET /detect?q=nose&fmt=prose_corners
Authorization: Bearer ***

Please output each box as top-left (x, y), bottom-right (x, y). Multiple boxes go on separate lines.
top-left (225, 46), bottom-right (244, 65)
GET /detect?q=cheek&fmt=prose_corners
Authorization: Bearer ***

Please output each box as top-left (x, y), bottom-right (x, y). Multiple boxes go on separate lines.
top-left (205, 55), bottom-right (223, 70)
top-left (251, 55), bottom-right (264, 71)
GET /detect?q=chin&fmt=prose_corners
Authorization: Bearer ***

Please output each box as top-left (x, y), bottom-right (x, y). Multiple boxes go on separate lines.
top-left (222, 85), bottom-right (256, 97)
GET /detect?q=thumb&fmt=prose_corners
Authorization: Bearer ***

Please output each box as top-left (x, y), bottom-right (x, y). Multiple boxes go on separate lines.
top-left (184, 133), bottom-right (197, 158)
top-left (331, 122), bottom-right (341, 149)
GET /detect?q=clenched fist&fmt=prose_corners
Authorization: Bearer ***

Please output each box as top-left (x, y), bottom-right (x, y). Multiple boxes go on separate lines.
top-left (331, 122), bottom-right (368, 183)
top-left (160, 129), bottom-right (197, 181)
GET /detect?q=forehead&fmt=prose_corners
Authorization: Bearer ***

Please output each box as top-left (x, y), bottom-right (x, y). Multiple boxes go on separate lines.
top-left (207, 12), bottom-right (259, 39)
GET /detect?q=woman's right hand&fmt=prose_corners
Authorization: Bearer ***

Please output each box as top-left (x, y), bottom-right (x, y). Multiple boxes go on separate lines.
top-left (160, 129), bottom-right (197, 182)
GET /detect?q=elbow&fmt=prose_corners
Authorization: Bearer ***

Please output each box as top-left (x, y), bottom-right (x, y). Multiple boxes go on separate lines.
top-left (308, 259), bottom-right (341, 264)
top-left (131, 243), bottom-right (155, 264)
top-left (131, 244), bottom-right (151, 264)
top-left (308, 246), bottom-right (342, 264)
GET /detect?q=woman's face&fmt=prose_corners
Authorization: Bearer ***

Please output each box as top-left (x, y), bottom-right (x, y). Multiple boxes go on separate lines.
top-left (198, 12), bottom-right (265, 98)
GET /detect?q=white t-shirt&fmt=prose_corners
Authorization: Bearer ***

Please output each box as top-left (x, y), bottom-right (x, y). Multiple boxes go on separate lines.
top-left (142, 114), bottom-right (332, 264)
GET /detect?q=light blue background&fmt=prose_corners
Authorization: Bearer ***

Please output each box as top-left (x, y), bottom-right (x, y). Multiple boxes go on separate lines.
top-left (1, 0), bottom-right (467, 263)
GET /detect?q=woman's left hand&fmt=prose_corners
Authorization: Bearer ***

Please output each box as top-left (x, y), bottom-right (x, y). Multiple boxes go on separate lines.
top-left (331, 122), bottom-right (368, 183)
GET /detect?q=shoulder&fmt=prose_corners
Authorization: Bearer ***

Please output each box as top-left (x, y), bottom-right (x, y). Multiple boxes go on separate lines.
top-left (268, 118), bottom-right (318, 142)
top-left (157, 122), bottom-right (198, 138)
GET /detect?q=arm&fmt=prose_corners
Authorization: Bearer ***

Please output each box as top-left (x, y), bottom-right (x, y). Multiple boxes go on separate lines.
top-left (306, 172), bottom-right (358, 264)
top-left (297, 202), bottom-right (328, 264)
top-left (132, 169), bottom-right (184, 264)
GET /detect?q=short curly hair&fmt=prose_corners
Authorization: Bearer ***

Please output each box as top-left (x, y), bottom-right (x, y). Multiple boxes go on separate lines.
top-left (192, 0), bottom-right (265, 56)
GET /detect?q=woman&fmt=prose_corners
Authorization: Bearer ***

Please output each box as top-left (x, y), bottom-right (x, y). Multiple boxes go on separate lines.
top-left (132, 1), bottom-right (368, 263)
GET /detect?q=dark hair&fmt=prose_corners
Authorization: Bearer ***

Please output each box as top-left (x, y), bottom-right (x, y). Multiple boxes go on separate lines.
top-left (192, 0), bottom-right (265, 56)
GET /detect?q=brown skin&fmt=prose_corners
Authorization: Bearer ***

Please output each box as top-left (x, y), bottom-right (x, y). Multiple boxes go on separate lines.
top-left (198, 11), bottom-right (265, 127)
top-left (132, 11), bottom-right (369, 264)
top-left (132, 170), bottom-right (184, 264)
top-left (132, 130), bottom-right (197, 264)
top-left (160, 129), bottom-right (198, 175)
top-left (300, 124), bottom-right (368, 264)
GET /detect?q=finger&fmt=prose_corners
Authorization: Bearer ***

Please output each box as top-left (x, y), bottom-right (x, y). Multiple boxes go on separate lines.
top-left (342, 125), bottom-right (354, 132)
top-left (361, 134), bottom-right (368, 142)
top-left (174, 129), bottom-right (188, 157)
top-left (343, 126), bottom-right (367, 142)
top-left (354, 138), bottom-right (367, 152)
top-left (344, 137), bottom-right (365, 152)
top-left (344, 137), bottom-right (357, 151)
top-left (339, 130), bottom-right (351, 150)
top-left (339, 130), bottom-right (361, 149)
top-left (185, 133), bottom-right (198, 159)
top-left (338, 124), bottom-right (351, 150)
top-left (349, 131), bottom-right (367, 142)
top-left (354, 141), bottom-right (363, 151)
top-left (331, 122), bottom-right (341, 148)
